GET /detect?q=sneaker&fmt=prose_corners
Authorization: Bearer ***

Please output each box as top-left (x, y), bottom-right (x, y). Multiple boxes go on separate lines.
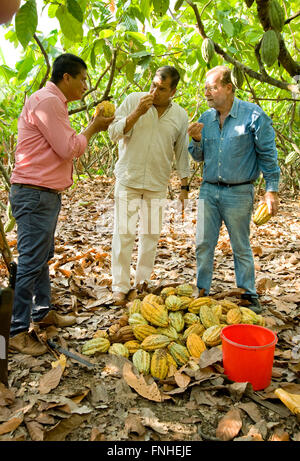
top-left (35, 310), bottom-right (77, 328)
top-left (9, 331), bottom-right (48, 356)
top-left (241, 294), bottom-right (262, 314)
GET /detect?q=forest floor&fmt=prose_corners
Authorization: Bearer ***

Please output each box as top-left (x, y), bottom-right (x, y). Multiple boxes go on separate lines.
top-left (0, 174), bottom-right (299, 444)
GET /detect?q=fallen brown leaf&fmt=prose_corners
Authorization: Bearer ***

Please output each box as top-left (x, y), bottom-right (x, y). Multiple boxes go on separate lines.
top-left (39, 364), bottom-right (64, 395)
top-left (0, 415), bottom-right (23, 435)
top-left (216, 408), bottom-right (242, 441)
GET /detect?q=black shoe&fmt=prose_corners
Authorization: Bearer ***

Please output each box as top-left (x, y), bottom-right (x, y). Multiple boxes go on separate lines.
top-left (241, 294), bottom-right (262, 314)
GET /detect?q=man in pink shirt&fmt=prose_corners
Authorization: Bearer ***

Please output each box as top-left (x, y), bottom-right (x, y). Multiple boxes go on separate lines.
top-left (9, 53), bottom-right (114, 356)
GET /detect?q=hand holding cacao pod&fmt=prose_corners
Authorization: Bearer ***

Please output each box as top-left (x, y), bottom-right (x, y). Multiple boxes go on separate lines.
top-left (91, 101), bottom-right (115, 132)
top-left (253, 202), bottom-right (272, 226)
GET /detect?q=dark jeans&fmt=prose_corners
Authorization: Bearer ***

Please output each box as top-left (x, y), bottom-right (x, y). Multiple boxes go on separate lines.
top-left (9, 185), bottom-right (61, 337)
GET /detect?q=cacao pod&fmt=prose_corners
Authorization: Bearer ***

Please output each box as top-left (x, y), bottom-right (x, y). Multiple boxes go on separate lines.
top-left (240, 307), bottom-right (257, 324)
top-left (169, 311), bottom-right (185, 333)
top-left (128, 299), bottom-right (142, 316)
top-left (186, 333), bottom-right (207, 358)
top-left (226, 308), bottom-right (242, 325)
top-left (182, 322), bottom-right (205, 341)
top-left (165, 295), bottom-right (183, 311)
top-left (201, 38), bottom-right (215, 63)
top-left (178, 296), bottom-right (193, 309)
top-left (199, 305), bottom-right (220, 329)
top-left (109, 325), bottom-right (136, 343)
top-left (175, 283), bottom-right (194, 297)
top-left (156, 325), bottom-right (179, 341)
top-left (124, 340), bottom-right (141, 355)
top-left (231, 66), bottom-right (244, 89)
top-left (150, 348), bottom-right (169, 380)
top-left (183, 312), bottom-right (200, 327)
top-left (93, 100), bottom-right (115, 118)
top-left (133, 324), bottom-right (157, 341)
top-left (160, 286), bottom-right (176, 298)
top-left (141, 334), bottom-right (171, 351)
top-left (128, 313), bottom-right (149, 326)
top-left (202, 325), bottom-right (222, 347)
top-left (255, 314), bottom-right (266, 327)
top-left (167, 342), bottom-right (190, 366)
top-left (212, 304), bottom-right (223, 320)
top-left (188, 297), bottom-right (212, 314)
top-left (220, 299), bottom-right (240, 313)
top-left (82, 337), bottom-right (110, 355)
top-left (253, 202), bottom-right (271, 226)
top-left (143, 294), bottom-right (164, 305)
top-left (93, 329), bottom-right (109, 339)
top-left (269, 0), bottom-right (285, 32)
top-left (140, 301), bottom-right (169, 327)
top-left (132, 349), bottom-right (151, 374)
top-left (260, 30), bottom-right (280, 67)
top-left (108, 342), bottom-right (129, 357)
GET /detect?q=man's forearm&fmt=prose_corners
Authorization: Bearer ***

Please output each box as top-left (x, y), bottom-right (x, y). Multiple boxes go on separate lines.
top-left (124, 109), bottom-right (141, 134)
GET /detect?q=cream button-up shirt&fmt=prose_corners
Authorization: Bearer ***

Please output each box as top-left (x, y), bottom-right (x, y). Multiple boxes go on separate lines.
top-left (108, 92), bottom-right (190, 191)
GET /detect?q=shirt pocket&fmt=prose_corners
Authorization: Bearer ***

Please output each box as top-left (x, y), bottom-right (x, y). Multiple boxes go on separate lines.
top-left (227, 132), bottom-right (252, 157)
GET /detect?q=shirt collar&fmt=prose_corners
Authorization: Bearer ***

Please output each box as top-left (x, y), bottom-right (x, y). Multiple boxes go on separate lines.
top-left (45, 81), bottom-right (67, 105)
top-left (212, 96), bottom-right (238, 121)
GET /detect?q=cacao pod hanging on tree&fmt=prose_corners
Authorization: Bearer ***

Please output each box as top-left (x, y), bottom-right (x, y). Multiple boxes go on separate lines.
top-left (201, 38), bottom-right (215, 64)
top-left (260, 29), bottom-right (280, 67)
top-left (231, 66), bottom-right (244, 89)
top-left (268, 0), bottom-right (285, 32)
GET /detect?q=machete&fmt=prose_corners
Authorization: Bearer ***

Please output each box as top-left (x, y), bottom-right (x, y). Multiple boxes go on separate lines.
top-left (47, 339), bottom-right (95, 369)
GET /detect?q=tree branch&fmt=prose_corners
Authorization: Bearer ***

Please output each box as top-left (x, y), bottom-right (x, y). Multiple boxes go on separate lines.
top-left (34, 34), bottom-right (51, 89)
top-left (186, 0), bottom-right (299, 94)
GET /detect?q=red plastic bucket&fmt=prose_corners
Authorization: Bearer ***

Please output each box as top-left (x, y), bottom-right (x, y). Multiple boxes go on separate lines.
top-left (220, 324), bottom-right (278, 391)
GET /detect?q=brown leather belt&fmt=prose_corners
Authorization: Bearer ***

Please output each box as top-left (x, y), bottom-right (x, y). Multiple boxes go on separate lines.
top-left (13, 183), bottom-right (61, 194)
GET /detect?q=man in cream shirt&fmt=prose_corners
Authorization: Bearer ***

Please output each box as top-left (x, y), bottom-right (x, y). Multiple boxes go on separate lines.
top-left (109, 66), bottom-right (190, 303)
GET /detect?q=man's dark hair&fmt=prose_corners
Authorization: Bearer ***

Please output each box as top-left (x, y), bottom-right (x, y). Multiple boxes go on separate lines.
top-left (50, 53), bottom-right (87, 84)
top-left (154, 66), bottom-right (180, 89)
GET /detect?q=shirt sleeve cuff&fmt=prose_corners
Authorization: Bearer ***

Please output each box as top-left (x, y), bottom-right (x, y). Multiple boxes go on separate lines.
top-left (265, 181), bottom-right (279, 192)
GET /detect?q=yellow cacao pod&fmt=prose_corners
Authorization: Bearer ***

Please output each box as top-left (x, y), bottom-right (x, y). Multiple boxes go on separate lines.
top-left (128, 299), bottom-right (142, 316)
top-left (212, 304), bottom-right (223, 320)
top-left (175, 283), bottom-right (194, 297)
top-left (226, 308), bottom-right (242, 325)
top-left (182, 322), bottom-right (205, 341)
top-left (141, 334), bottom-right (171, 351)
top-left (184, 312), bottom-right (200, 327)
top-left (128, 312), bottom-right (149, 326)
top-left (220, 299), bottom-right (240, 313)
top-left (124, 340), bottom-right (141, 355)
top-left (169, 311), bottom-right (185, 333)
top-left (188, 297), bottom-right (213, 314)
top-left (166, 351), bottom-right (178, 369)
top-left (132, 349), bottom-right (151, 375)
top-left (133, 324), bottom-right (157, 341)
top-left (93, 100), bottom-right (115, 117)
top-left (82, 337), bottom-right (110, 355)
top-left (202, 325), bottom-right (223, 347)
top-left (143, 294), bottom-right (164, 305)
top-left (253, 202), bottom-right (272, 226)
top-left (240, 307), bottom-right (258, 324)
top-left (255, 314), bottom-right (265, 326)
top-left (93, 329), bottom-right (109, 339)
top-left (160, 286), bottom-right (176, 298)
top-left (108, 343), bottom-right (129, 358)
top-left (186, 333), bottom-right (207, 358)
top-left (167, 342), bottom-right (190, 366)
top-left (200, 305), bottom-right (220, 329)
top-left (165, 295), bottom-right (183, 311)
top-left (140, 301), bottom-right (169, 327)
top-left (150, 348), bottom-right (169, 380)
top-left (178, 296), bottom-right (193, 309)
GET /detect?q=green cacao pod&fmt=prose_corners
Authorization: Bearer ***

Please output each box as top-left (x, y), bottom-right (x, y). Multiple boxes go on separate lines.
top-left (108, 342), bottom-right (129, 357)
top-left (260, 30), bottom-right (280, 67)
top-left (201, 37), bottom-right (215, 64)
top-left (132, 349), bottom-right (151, 374)
top-left (141, 334), bottom-right (171, 351)
top-left (169, 311), bottom-right (185, 333)
top-left (165, 295), bottom-right (182, 311)
top-left (199, 305), bottom-right (220, 329)
top-left (156, 325), bottom-right (179, 341)
top-left (128, 312), bottom-right (149, 326)
top-left (82, 337), bottom-right (110, 355)
top-left (231, 66), bottom-right (244, 89)
top-left (269, 0), bottom-right (285, 32)
top-left (167, 342), bottom-right (190, 366)
top-left (175, 283), bottom-right (194, 297)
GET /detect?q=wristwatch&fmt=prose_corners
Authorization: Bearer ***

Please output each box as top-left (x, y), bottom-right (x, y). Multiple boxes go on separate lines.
top-left (181, 185), bottom-right (190, 191)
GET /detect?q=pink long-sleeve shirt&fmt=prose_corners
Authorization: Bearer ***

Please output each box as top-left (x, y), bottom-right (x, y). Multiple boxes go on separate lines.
top-left (10, 81), bottom-right (87, 191)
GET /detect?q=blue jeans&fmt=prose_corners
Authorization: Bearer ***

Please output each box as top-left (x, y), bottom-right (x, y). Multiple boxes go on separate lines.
top-left (195, 182), bottom-right (256, 296)
top-left (9, 185), bottom-right (61, 337)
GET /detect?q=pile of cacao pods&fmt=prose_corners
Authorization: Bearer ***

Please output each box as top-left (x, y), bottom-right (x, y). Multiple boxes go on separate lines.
top-left (81, 284), bottom-right (266, 382)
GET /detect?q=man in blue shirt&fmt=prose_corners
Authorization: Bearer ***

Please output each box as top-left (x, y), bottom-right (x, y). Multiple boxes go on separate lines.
top-left (188, 65), bottom-right (280, 313)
